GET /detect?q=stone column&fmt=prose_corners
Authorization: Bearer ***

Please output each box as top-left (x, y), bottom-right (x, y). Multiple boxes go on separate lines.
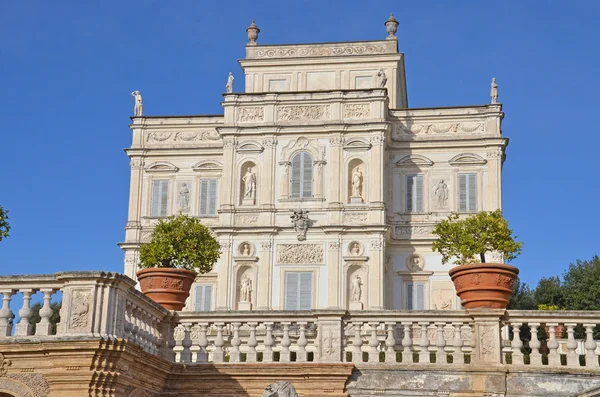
top-left (327, 241), bottom-right (342, 308)
top-left (215, 242), bottom-right (233, 309)
top-left (486, 148), bottom-right (503, 210)
top-left (220, 138), bottom-right (237, 225)
top-left (256, 240), bottom-right (274, 310)
top-left (261, 137), bottom-right (277, 210)
top-left (467, 308), bottom-right (504, 366)
top-left (368, 239), bottom-right (385, 309)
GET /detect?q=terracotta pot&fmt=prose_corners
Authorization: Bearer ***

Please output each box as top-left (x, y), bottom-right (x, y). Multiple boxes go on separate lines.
top-left (449, 263), bottom-right (519, 309)
top-left (137, 268), bottom-right (196, 310)
top-left (545, 324), bottom-right (566, 339)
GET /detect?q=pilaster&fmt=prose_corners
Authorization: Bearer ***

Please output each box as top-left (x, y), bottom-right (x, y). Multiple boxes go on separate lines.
top-left (216, 241), bottom-right (233, 309)
top-left (260, 136), bottom-right (277, 210)
top-left (486, 148), bottom-right (503, 210)
top-left (367, 238), bottom-right (385, 309)
top-left (467, 308), bottom-right (505, 366)
top-left (256, 240), bottom-right (274, 310)
top-left (326, 241), bottom-right (342, 308)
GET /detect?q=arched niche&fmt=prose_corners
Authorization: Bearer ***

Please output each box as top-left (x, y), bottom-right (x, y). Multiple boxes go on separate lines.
top-left (345, 262), bottom-right (368, 310)
top-left (239, 160), bottom-right (258, 206)
top-left (348, 158), bottom-right (366, 204)
top-left (234, 263), bottom-right (256, 310)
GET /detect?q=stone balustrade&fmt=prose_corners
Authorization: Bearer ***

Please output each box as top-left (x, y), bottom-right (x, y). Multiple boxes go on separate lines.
top-left (0, 272), bottom-right (599, 372)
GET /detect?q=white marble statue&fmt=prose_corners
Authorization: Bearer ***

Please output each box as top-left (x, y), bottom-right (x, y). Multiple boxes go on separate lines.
top-left (242, 166), bottom-right (257, 201)
top-left (350, 274), bottom-right (362, 302)
top-left (351, 166), bottom-right (363, 198)
top-left (226, 72), bottom-right (234, 93)
top-left (377, 69), bottom-right (387, 88)
top-left (131, 90), bottom-right (143, 117)
top-left (240, 276), bottom-right (252, 302)
top-left (262, 381), bottom-right (298, 397)
top-left (490, 77), bottom-right (498, 104)
top-left (350, 242), bottom-right (361, 256)
top-left (178, 183), bottom-right (190, 211)
top-left (434, 179), bottom-right (448, 208)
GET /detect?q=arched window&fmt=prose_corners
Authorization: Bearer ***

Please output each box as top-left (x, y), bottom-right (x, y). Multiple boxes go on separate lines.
top-left (290, 152), bottom-right (313, 199)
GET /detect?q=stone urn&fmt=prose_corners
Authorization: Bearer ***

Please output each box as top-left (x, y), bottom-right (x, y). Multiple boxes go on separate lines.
top-left (449, 263), bottom-right (519, 309)
top-left (384, 13), bottom-right (399, 39)
top-left (137, 268), bottom-right (196, 310)
top-left (246, 20), bottom-right (260, 45)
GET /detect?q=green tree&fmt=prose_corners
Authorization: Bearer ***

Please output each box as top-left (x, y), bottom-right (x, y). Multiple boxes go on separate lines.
top-left (533, 276), bottom-right (564, 308)
top-left (29, 301), bottom-right (61, 335)
top-left (139, 215), bottom-right (221, 273)
top-left (561, 255), bottom-right (600, 311)
top-left (432, 210), bottom-right (523, 265)
top-left (0, 205), bottom-right (10, 243)
top-left (508, 277), bottom-right (536, 310)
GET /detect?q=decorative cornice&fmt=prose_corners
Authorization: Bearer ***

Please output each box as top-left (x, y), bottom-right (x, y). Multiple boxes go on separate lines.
top-left (145, 161), bottom-right (179, 173)
top-left (449, 153), bottom-right (487, 166)
top-left (395, 154), bottom-right (433, 167)
top-left (248, 41), bottom-right (397, 59)
top-left (192, 160), bottom-right (223, 172)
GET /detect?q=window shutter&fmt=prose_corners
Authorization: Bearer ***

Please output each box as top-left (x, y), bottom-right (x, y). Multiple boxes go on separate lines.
top-left (406, 176), bottom-right (414, 212)
top-left (194, 285), bottom-right (213, 312)
top-left (151, 180), bottom-right (161, 216)
top-left (290, 154), bottom-right (302, 199)
top-left (285, 272), bottom-right (299, 310)
top-left (458, 174), bottom-right (467, 212)
top-left (416, 284), bottom-right (426, 310)
top-left (302, 153), bottom-right (313, 198)
top-left (416, 175), bottom-right (424, 212)
top-left (468, 174), bottom-right (477, 211)
top-left (406, 284), bottom-right (414, 310)
top-left (160, 181), bottom-right (169, 216)
top-left (299, 272), bottom-right (312, 310)
top-left (199, 180), bottom-right (208, 216)
top-left (203, 285), bottom-right (213, 311)
top-left (208, 180), bottom-right (218, 215)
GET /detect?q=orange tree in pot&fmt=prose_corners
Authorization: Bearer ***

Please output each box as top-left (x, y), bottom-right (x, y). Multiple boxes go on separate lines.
top-left (432, 210), bottom-right (523, 309)
top-left (137, 215), bottom-right (221, 310)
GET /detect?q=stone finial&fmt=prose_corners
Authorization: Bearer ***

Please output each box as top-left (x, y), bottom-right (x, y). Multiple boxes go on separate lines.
top-left (490, 77), bottom-right (499, 104)
top-left (384, 13), bottom-right (399, 40)
top-left (246, 20), bottom-right (260, 46)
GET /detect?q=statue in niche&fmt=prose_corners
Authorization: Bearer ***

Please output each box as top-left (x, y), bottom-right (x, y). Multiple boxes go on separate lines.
top-left (262, 381), bottom-right (298, 397)
top-left (350, 242), bottom-right (361, 256)
top-left (131, 90), bottom-right (143, 117)
top-left (226, 72), bottom-right (234, 93)
top-left (240, 242), bottom-right (251, 256)
top-left (490, 77), bottom-right (498, 104)
top-left (240, 275), bottom-right (252, 302)
top-left (434, 179), bottom-right (449, 208)
top-left (351, 166), bottom-right (363, 198)
top-left (377, 69), bottom-right (387, 88)
top-left (290, 209), bottom-right (310, 241)
top-left (350, 274), bottom-right (363, 302)
top-left (242, 166), bottom-right (257, 204)
top-left (178, 183), bottom-right (190, 212)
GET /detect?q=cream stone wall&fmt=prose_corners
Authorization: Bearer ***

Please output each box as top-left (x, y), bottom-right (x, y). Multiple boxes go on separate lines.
top-left (120, 33), bottom-right (508, 312)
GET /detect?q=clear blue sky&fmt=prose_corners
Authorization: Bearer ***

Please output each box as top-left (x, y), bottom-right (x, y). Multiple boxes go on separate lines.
top-left (1, 1), bottom-right (598, 288)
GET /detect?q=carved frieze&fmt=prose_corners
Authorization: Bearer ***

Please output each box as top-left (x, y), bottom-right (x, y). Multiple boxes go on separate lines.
top-left (254, 43), bottom-right (390, 58)
top-left (344, 212), bottom-right (368, 224)
top-left (0, 353), bottom-right (11, 377)
top-left (260, 241), bottom-right (273, 251)
top-left (343, 103), bottom-right (370, 119)
top-left (69, 290), bottom-right (91, 330)
top-left (276, 244), bottom-right (324, 264)
top-left (277, 105), bottom-right (331, 122)
top-left (146, 130), bottom-right (220, 144)
top-left (394, 225), bottom-right (434, 239)
top-left (238, 107), bottom-right (264, 122)
top-left (393, 122), bottom-right (485, 138)
top-left (236, 214), bottom-right (259, 225)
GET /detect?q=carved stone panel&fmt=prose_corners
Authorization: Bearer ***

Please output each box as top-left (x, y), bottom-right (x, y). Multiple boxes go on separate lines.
top-left (394, 225), bottom-right (434, 239)
top-left (343, 103), bottom-right (370, 119)
top-left (317, 320), bottom-right (343, 362)
top-left (68, 289), bottom-right (91, 330)
top-left (277, 105), bottom-right (331, 122)
top-left (276, 244), bottom-right (324, 264)
top-left (238, 107), bottom-right (264, 122)
top-left (344, 212), bottom-right (368, 225)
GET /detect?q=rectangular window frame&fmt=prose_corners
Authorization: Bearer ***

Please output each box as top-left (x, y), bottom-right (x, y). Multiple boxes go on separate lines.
top-left (284, 271), bottom-right (313, 311)
top-left (193, 284), bottom-right (214, 312)
top-left (405, 282), bottom-right (427, 310)
top-left (458, 173), bottom-right (478, 212)
top-left (150, 179), bottom-right (170, 217)
top-left (405, 174), bottom-right (424, 213)
top-left (199, 179), bottom-right (219, 217)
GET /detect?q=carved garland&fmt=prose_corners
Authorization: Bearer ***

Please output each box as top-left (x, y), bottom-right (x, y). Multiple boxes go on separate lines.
top-left (276, 244), bottom-right (324, 264)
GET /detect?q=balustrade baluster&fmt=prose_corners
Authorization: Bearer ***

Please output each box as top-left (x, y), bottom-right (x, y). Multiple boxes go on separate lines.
top-left (352, 322), bottom-right (363, 364)
top-left (212, 323), bottom-right (226, 363)
top-left (565, 323), bottom-right (579, 367)
top-left (529, 323), bottom-right (542, 366)
top-left (0, 289), bottom-right (15, 336)
top-left (546, 323), bottom-right (560, 367)
top-left (435, 322), bottom-right (446, 364)
top-left (131, 307), bottom-right (141, 347)
top-left (401, 322), bottom-right (413, 363)
top-left (247, 322), bottom-right (258, 363)
top-left (181, 322), bottom-right (193, 362)
top-left (452, 322), bottom-right (464, 364)
top-left (36, 289), bottom-right (56, 336)
top-left (230, 322), bottom-right (242, 362)
top-left (384, 322), bottom-right (397, 364)
top-left (510, 323), bottom-right (523, 365)
top-left (16, 289), bottom-right (34, 336)
top-left (189, 324), bottom-right (201, 363)
top-left (418, 322), bottom-right (430, 363)
top-left (296, 322), bottom-right (308, 362)
top-left (584, 324), bottom-right (598, 368)
top-left (172, 324), bottom-right (186, 363)
top-left (368, 322), bottom-right (380, 363)
top-left (280, 322), bottom-right (291, 362)
top-left (141, 311), bottom-right (152, 353)
top-left (197, 323), bottom-right (209, 363)
top-left (263, 322), bottom-right (274, 362)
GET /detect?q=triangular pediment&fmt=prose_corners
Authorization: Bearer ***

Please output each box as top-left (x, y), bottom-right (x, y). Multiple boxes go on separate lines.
top-left (449, 153), bottom-right (487, 166)
top-left (145, 161), bottom-right (179, 172)
top-left (395, 154), bottom-right (433, 167)
top-left (192, 160), bottom-right (223, 172)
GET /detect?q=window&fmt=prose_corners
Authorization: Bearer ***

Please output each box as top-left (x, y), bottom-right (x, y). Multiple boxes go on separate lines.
top-left (194, 284), bottom-right (213, 312)
top-left (458, 173), bottom-right (477, 212)
top-left (406, 283), bottom-right (426, 310)
top-left (151, 180), bottom-right (170, 217)
top-left (290, 152), bottom-right (313, 199)
top-left (406, 174), bottom-right (424, 212)
top-left (199, 179), bottom-right (218, 216)
top-left (284, 272), bottom-right (313, 310)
